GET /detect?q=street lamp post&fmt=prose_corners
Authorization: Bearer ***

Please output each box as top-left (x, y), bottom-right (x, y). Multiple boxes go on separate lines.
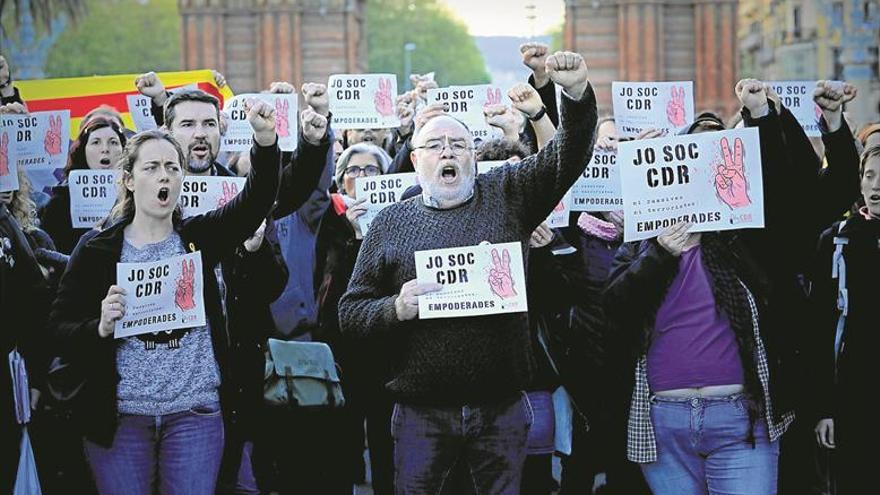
top-left (404, 42), bottom-right (416, 90)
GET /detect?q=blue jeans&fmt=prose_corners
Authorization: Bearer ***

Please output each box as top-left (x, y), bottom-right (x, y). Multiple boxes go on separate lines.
top-left (640, 395), bottom-right (779, 495)
top-left (391, 393), bottom-right (533, 495)
top-left (84, 402), bottom-right (225, 495)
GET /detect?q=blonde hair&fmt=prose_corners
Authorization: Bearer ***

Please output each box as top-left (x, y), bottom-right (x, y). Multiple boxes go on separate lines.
top-left (8, 167), bottom-right (38, 232)
top-left (108, 130), bottom-right (186, 222)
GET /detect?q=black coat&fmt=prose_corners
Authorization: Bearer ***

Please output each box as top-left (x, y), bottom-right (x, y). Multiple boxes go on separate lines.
top-left (46, 141), bottom-right (280, 446)
top-left (808, 215), bottom-right (880, 424)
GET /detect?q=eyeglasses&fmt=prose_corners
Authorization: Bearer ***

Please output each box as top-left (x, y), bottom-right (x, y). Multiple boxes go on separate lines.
top-left (344, 165), bottom-right (381, 177)
top-left (414, 139), bottom-right (473, 156)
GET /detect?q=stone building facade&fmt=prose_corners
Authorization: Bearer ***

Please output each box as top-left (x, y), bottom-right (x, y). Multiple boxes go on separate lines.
top-left (177, 0), bottom-right (366, 93)
top-left (564, 0), bottom-right (740, 118)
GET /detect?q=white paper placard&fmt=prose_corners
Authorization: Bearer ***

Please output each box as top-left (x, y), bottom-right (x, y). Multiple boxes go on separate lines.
top-left (179, 176), bottom-right (247, 218)
top-left (115, 251), bottom-right (207, 338)
top-left (0, 129), bottom-right (19, 192)
top-left (328, 74), bottom-right (400, 130)
top-left (545, 190), bottom-right (571, 228)
top-left (222, 93), bottom-right (298, 152)
top-left (127, 84), bottom-right (199, 132)
top-left (1, 110), bottom-right (71, 195)
top-left (765, 80), bottom-right (827, 137)
top-left (415, 242), bottom-right (528, 319)
top-left (619, 127), bottom-right (764, 242)
top-left (426, 85), bottom-right (508, 142)
top-left (68, 170), bottom-right (119, 228)
top-left (354, 172), bottom-right (418, 237)
top-left (570, 148), bottom-right (623, 212)
top-left (612, 81), bottom-right (695, 138)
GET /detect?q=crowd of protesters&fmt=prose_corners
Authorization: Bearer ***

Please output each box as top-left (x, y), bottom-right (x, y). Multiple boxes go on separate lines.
top-left (0, 36), bottom-right (877, 495)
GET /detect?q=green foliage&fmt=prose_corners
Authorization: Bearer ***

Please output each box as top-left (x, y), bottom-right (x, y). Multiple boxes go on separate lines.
top-left (548, 22), bottom-right (563, 51)
top-left (367, 0), bottom-right (489, 88)
top-left (44, 0), bottom-right (179, 78)
top-left (0, 0), bottom-right (85, 33)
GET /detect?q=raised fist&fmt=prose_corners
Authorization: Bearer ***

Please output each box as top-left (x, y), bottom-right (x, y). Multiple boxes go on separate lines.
top-left (269, 81), bottom-right (295, 94)
top-left (135, 71), bottom-right (167, 103)
top-left (301, 108), bottom-right (328, 146)
top-left (302, 82), bottom-right (329, 117)
top-left (211, 70), bottom-right (227, 89)
top-left (483, 104), bottom-right (521, 139)
top-left (546, 51), bottom-right (589, 100)
top-left (735, 79), bottom-right (769, 118)
top-left (245, 99), bottom-right (277, 146)
top-left (813, 80), bottom-right (857, 132)
top-left (508, 83), bottom-right (543, 118)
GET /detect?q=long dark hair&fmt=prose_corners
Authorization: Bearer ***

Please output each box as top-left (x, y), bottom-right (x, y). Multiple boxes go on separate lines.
top-left (64, 117), bottom-right (127, 177)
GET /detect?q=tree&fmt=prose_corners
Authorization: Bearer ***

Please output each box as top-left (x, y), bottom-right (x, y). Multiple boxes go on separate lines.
top-left (0, 0), bottom-right (84, 32)
top-left (367, 0), bottom-right (489, 88)
top-left (44, 0), bottom-right (179, 78)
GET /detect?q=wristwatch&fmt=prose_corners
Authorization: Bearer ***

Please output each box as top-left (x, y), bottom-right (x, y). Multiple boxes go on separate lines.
top-left (528, 106), bottom-right (547, 122)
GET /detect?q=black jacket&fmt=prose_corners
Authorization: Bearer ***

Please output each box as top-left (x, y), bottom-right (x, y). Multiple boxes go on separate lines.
top-left (47, 141), bottom-right (280, 446)
top-left (808, 215), bottom-right (880, 423)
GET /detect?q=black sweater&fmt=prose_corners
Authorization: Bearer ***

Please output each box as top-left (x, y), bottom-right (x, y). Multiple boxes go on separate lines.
top-left (47, 140), bottom-right (280, 446)
top-left (338, 85), bottom-right (597, 405)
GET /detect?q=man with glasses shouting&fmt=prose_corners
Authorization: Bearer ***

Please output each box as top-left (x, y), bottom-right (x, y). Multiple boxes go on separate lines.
top-left (339, 51), bottom-right (597, 494)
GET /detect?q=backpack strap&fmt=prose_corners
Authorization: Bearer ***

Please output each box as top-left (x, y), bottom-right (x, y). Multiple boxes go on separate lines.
top-left (831, 220), bottom-right (848, 370)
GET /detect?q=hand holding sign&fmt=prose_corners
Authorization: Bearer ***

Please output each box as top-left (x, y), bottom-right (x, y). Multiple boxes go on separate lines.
top-left (302, 83), bottom-right (329, 117)
top-left (0, 133), bottom-right (8, 177)
top-left (546, 51), bottom-right (589, 100)
top-left (99, 285), bottom-right (127, 338)
top-left (275, 99), bottom-right (290, 137)
top-left (345, 197), bottom-right (368, 237)
top-left (175, 259), bottom-right (196, 311)
top-left (666, 86), bottom-right (687, 127)
top-left (395, 279), bottom-right (443, 321)
top-left (44, 115), bottom-right (63, 156)
top-left (488, 248), bottom-right (517, 299)
top-left (245, 99), bottom-right (277, 146)
top-left (657, 221), bottom-right (700, 257)
top-left (0, 102), bottom-right (27, 115)
top-left (714, 136), bottom-right (751, 209)
top-left (508, 83), bottom-right (543, 118)
top-left (374, 78), bottom-right (395, 117)
top-left (301, 108), bottom-right (328, 146)
top-left (735, 79), bottom-right (769, 118)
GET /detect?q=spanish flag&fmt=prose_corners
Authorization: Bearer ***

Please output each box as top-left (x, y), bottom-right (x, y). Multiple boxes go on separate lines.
top-left (16, 70), bottom-right (235, 138)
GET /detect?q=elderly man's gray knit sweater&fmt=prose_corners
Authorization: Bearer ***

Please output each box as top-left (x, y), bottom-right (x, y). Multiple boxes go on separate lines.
top-left (339, 85), bottom-right (598, 406)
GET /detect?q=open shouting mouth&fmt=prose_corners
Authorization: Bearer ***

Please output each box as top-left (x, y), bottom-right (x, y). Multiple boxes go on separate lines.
top-left (191, 143), bottom-right (210, 160)
top-left (440, 164), bottom-right (459, 184)
top-left (157, 187), bottom-right (171, 206)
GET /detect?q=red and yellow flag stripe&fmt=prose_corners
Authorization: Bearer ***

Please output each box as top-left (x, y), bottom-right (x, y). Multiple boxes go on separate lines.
top-left (16, 69), bottom-right (235, 138)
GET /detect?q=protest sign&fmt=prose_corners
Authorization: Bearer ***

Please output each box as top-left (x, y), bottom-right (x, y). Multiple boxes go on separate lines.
top-left (570, 148), bottom-right (623, 212)
top-left (0, 130), bottom-right (19, 193)
top-left (328, 74), bottom-right (400, 130)
top-left (765, 80), bottom-right (830, 137)
top-left (222, 93), bottom-right (298, 152)
top-left (126, 84), bottom-right (198, 132)
top-left (416, 242), bottom-right (528, 319)
top-left (426, 85), bottom-right (508, 142)
top-left (619, 127), bottom-right (764, 242)
top-left (354, 172), bottom-right (419, 237)
top-left (612, 81), bottom-right (694, 138)
top-left (18, 70), bottom-right (234, 139)
top-left (115, 251), bottom-right (206, 338)
top-left (478, 160), bottom-right (569, 227)
top-left (0, 110), bottom-right (71, 197)
top-left (68, 170), bottom-right (119, 228)
top-left (179, 176), bottom-right (247, 218)
top-left (546, 190), bottom-right (571, 228)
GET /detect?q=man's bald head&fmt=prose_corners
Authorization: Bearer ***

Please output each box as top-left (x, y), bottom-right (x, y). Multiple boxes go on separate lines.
top-left (413, 114), bottom-right (473, 148)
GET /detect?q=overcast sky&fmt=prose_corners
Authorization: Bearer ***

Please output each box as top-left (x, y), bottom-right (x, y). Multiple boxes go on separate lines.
top-left (438, 0), bottom-right (564, 37)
